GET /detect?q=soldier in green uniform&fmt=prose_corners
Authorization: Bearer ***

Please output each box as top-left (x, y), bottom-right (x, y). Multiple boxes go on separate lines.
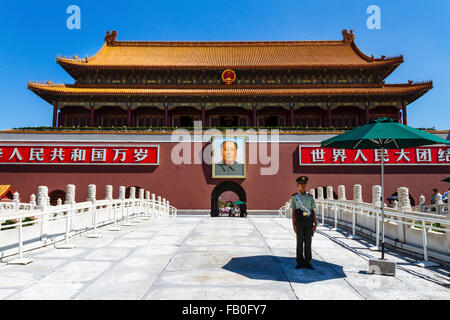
top-left (290, 176), bottom-right (317, 270)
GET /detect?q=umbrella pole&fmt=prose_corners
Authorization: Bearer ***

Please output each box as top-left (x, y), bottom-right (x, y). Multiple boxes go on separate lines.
top-left (381, 146), bottom-right (385, 260)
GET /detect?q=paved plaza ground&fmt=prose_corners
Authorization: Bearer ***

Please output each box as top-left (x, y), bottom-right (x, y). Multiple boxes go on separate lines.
top-left (0, 215), bottom-right (448, 300)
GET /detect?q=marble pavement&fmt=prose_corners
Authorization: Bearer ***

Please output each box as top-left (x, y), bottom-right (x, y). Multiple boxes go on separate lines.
top-left (0, 216), bottom-right (448, 300)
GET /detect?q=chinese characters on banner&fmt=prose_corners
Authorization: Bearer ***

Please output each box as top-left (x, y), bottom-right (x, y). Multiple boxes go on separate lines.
top-left (0, 145), bottom-right (159, 165)
top-left (299, 146), bottom-right (450, 165)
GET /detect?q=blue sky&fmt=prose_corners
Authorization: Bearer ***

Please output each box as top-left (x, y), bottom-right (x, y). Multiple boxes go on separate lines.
top-left (0, 0), bottom-right (448, 129)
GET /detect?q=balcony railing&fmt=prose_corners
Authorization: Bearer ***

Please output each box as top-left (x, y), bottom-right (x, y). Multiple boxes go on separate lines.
top-left (0, 186), bottom-right (176, 264)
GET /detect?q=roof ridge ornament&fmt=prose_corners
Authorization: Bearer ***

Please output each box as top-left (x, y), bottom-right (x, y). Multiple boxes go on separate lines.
top-left (342, 29), bottom-right (355, 43)
top-left (105, 30), bottom-right (118, 45)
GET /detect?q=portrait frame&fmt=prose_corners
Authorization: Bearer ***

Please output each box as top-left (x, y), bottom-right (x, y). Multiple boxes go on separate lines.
top-left (211, 135), bottom-right (247, 179)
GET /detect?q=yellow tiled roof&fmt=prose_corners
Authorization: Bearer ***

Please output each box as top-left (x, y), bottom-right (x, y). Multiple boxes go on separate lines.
top-left (28, 82), bottom-right (432, 97)
top-left (56, 30), bottom-right (403, 69)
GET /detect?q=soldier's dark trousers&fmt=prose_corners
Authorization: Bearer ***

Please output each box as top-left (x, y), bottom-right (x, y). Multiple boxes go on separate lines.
top-left (295, 214), bottom-right (313, 265)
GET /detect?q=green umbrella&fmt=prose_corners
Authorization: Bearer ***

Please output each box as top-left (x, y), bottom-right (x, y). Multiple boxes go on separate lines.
top-left (233, 200), bottom-right (246, 205)
top-left (443, 177), bottom-right (450, 183)
top-left (321, 117), bottom-right (450, 260)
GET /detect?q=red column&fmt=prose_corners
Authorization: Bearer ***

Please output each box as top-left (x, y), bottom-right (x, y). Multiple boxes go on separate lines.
top-left (201, 105), bottom-right (206, 126)
top-left (127, 105), bottom-right (132, 127)
top-left (402, 103), bottom-right (407, 125)
top-left (252, 105), bottom-right (257, 127)
top-left (327, 104), bottom-right (332, 127)
top-left (365, 104), bottom-right (370, 123)
top-left (90, 104), bottom-right (95, 127)
top-left (289, 105), bottom-right (294, 127)
top-left (59, 109), bottom-right (65, 126)
top-left (164, 104), bottom-right (169, 127)
top-left (57, 110), bottom-right (62, 127)
top-left (52, 105), bottom-right (58, 127)
top-left (132, 112), bottom-right (137, 127)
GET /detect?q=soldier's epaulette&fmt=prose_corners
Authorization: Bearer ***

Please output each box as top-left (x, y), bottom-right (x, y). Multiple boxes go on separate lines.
top-left (291, 193), bottom-right (297, 197)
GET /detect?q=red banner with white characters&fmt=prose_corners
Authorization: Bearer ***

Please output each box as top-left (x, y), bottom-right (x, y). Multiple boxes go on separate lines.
top-left (299, 146), bottom-right (450, 165)
top-left (0, 145), bottom-right (159, 165)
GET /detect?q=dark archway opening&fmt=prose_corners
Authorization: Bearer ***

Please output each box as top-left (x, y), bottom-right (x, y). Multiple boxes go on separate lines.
top-left (125, 186), bottom-right (142, 199)
top-left (49, 189), bottom-right (66, 206)
top-left (314, 186), bottom-right (338, 200)
top-left (389, 192), bottom-right (416, 207)
top-left (211, 181), bottom-right (246, 217)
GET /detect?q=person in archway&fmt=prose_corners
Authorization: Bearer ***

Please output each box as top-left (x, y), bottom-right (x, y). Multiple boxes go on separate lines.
top-left (214, 140), bottom-right (244, 177)
top-left (290, 176), bottom-right (317, 270)
top-left (225, 201), bottom-right (233, 216)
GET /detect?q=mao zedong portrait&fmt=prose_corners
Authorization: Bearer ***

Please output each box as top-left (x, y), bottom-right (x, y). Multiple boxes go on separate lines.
top-left (213, 139), bottom-right (245, 177)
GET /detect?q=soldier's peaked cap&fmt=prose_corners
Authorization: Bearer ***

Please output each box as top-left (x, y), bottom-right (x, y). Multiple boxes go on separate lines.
top-left (296, 176), bottom-right (309, 184)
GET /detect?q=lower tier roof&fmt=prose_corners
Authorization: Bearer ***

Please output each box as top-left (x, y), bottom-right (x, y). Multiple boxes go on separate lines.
top-left (28, 82), bottom-right (432, 105)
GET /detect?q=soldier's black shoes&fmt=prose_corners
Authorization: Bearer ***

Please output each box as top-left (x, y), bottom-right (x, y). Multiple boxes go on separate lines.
top-left (295, 263), bottom-right (305, 269)
top-left (305, 263), bottom-right (314, 270)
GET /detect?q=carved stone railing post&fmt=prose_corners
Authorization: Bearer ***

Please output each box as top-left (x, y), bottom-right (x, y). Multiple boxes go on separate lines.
top-left (353, 184), bottom-right (363, 223)
top-left (435, 193), bottom-right (444, 214)
top-left (63, 184), bottom-right (76, 233)
top-left (317, 187), bottom-right (324, 200)
top-left (87, 184), bottom-right (96, 202)
top-left (372, 185), bottom-right (382, 208)
top-left (37, 186), bottom-right (49, 241)
top-left (37, 186), bottom-right (48, 206)
top-left (419, 194), bottom-right (425, 205)
top-left (12, 192), bottom-right (20, 213)
top-left (119, 186), bottom-right (126, 200)
top-left (151, 193), bottom-right (156, 215)
top-left (326, 186), bottom-right (334, 200)
top-left (29, 194), bottom-right (36, 208)
top-left (128, 187), bottom-right (136, 216)
top-left (117, 186), bottom-right (126, 220)
top-left (65, 184), bottom-right (76, 205)
top-left (86, 184), bottom-right (97, 225)
top-left (105, 185), bottom-right (113, 200)
top-left (129, 187), bottom-right (136, 200)
top-left (398, 187), bottom-right (411, 211)
top-left (104, 185), bottom-right (113, 223)
top-left (143, 191), bottom-right (150, 216)
top-left (353, 184), bottom-right (363, 203)
top-left (418, 194), bottom-right (426, 212)
top-left (396, 187), bottom-right (411, 244)
top-left (139, 189), bottom-right (144, 200)
top-left (157, 196), bottom-right (162, 215)
top-left (337, 186), bottom-right (346, 218)
top-left (338, 185), bottom-right (346, 201)
top-left (309, 189), bottom-right (316, 199)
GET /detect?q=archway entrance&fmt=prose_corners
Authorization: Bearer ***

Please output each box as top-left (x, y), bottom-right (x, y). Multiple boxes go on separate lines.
top-left (211, 181), bottom-right (247, 217)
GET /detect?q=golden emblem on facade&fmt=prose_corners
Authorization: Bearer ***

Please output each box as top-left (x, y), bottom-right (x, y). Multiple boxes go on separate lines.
top-left (221, 69), bottom-right (236, 85)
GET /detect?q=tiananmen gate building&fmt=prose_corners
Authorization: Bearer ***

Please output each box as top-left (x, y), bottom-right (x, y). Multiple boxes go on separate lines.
top-left (0, 30), bottom-right (448, 215)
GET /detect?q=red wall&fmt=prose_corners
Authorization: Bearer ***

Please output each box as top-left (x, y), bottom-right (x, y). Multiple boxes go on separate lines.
top-left (0, 142), bottom-right (448, 210)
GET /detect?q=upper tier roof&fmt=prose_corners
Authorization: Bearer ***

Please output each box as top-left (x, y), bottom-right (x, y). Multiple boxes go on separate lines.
top-left (56, 30), bottom-right (403, 70)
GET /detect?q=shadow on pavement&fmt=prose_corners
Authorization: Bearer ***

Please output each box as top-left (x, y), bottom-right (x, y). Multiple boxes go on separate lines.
top-left (222, 255), bottom-right (347, 284)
